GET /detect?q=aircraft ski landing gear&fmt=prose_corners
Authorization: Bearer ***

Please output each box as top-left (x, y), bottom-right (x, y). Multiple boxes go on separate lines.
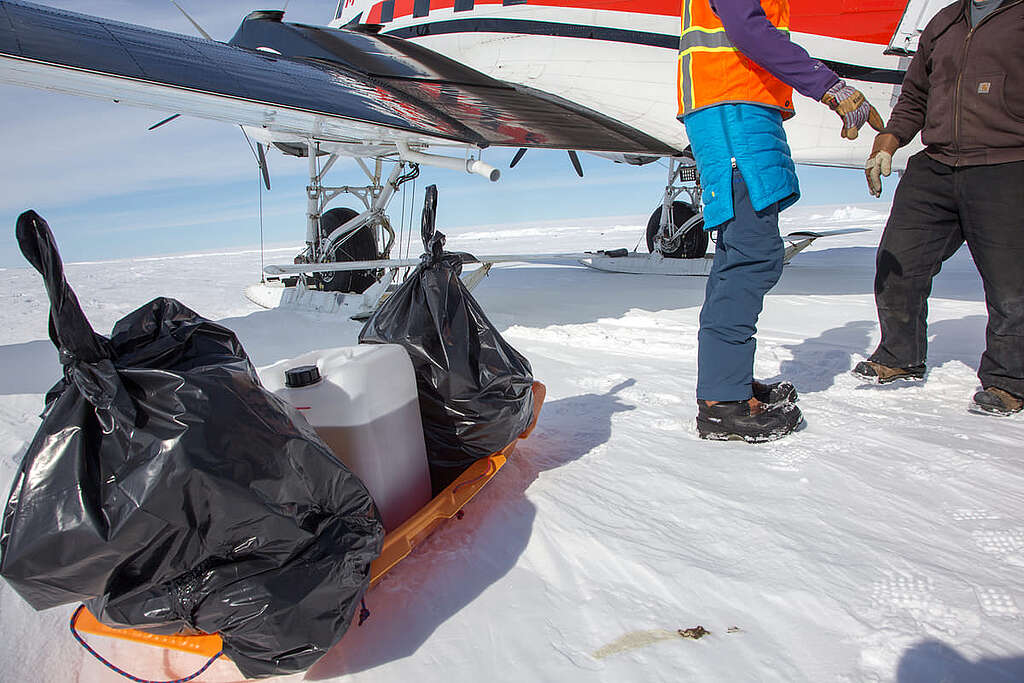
top-left (293, 140), bottom-right (418, 294)
top-left (647, 156), bottom-right (709, 260)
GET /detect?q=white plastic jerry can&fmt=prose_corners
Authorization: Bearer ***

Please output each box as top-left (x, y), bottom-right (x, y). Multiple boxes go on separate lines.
top-left (260, 344), bottom-right (431, 531)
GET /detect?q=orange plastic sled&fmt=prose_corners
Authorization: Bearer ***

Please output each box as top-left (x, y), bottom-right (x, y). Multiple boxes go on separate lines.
top-left (72, 381), bottom-right (546, 662)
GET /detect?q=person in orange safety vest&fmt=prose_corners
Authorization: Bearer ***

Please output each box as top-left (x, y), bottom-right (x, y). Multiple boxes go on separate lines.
top-left (680, 0), bottom-right (884, 442)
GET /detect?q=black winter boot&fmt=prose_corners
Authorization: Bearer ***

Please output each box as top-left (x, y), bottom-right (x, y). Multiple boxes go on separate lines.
top-left (970, 387), bottom-right (1023, 417)
top-left (752, 380), bottom-right (798, 405)
top-left (696, 398), bottom-right (803, 443)
top-left (851, 361), bottom-right (925, 384)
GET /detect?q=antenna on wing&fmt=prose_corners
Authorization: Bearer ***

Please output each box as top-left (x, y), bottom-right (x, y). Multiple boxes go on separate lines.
top-left (155, 0), bottom-right (272, 192)
top-left (148, 3), bottom-right (213, 130)
top-left (170, 0), bottom-right (214, 41)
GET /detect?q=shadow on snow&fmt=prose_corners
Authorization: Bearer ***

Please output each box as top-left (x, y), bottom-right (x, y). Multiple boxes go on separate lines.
top-left (764, 315), bottom-right (988, 396)
top-left (305, 381), bottom-right (637, 679)
top-left (897, 640), bottom-right (1024, 683)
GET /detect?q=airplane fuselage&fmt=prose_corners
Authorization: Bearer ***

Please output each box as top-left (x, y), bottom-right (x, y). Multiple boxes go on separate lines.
top-left (330, 0), bottom-right (916, 168)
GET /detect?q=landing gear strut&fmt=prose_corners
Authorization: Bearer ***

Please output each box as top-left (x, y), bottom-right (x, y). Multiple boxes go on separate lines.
top-left (646, 156), bottom-right (709, 259)
top-left (293, 140), bottom-right (419, 293)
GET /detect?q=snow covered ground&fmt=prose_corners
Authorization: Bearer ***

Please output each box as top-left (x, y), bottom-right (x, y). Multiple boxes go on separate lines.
top-left (1, 204), bottom-right (1022, 682)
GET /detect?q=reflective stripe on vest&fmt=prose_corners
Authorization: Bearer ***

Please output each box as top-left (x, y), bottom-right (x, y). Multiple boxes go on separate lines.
top-left (678, 0), bottom-right (795, 119)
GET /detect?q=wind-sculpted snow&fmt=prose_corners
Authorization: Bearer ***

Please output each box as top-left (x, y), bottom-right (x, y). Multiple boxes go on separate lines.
top-left (1, 205), bottom-right (1022, 682)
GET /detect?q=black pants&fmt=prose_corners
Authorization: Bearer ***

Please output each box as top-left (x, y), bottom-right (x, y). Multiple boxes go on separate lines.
top-left (870, 152), bottom-right (1024, 398)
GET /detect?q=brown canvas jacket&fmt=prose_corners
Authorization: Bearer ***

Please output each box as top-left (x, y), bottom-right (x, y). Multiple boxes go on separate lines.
top-left (883, 0), bottom-right (1024, 166)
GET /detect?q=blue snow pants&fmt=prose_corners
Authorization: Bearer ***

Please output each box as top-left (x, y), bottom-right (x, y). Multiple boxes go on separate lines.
top-left (696, 170), bottom-right (785, 402)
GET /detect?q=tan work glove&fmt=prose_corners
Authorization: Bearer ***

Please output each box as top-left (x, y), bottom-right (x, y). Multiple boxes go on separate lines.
top-left (821, 80), bottom-right (886, 140)
top-left (865, 133), bottom-right (900, 197)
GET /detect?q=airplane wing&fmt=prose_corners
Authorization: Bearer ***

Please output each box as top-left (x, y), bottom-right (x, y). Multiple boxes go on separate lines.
top-left (0, 1), bottom-right (677, 155)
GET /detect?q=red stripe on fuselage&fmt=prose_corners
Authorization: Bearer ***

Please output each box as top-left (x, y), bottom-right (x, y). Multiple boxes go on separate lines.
top-left (363, 0), bottom-right (907, 46)
top-left (789, 0), bottom-right (907, 46)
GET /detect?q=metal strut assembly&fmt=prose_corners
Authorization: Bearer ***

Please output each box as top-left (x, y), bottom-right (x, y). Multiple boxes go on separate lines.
top-left (300, 139), bottom-right (419, 268)
top-left (652, 156), bottom-right (703, 256)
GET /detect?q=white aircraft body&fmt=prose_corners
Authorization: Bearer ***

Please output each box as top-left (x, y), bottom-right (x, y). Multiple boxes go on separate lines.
top-left (329, 0), bottom-right (924, 170)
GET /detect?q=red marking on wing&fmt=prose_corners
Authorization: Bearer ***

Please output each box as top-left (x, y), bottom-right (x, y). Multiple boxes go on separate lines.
top-left (365, 0), bottom-right (907, 46)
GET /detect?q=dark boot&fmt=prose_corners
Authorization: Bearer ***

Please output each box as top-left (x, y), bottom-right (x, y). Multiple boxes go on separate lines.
top-left (753, 380), bottom-right (798, 405)
top-left (852, 361), bottom-right (925, 384)
top-left (696, 398), bottom-right (803, 443)
top-left (970, 388), bottom-right (1023, 417)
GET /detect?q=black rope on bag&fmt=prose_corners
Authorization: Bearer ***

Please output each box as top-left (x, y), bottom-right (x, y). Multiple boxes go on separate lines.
top-left (69, 606), bottom-right (223, 683)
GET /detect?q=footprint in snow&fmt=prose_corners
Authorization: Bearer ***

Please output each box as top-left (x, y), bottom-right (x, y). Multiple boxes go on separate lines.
top-left (973, 586), bottom-right (1021, 619)
top-left (950, 507), bottom-right (1003, 522)
top-left (871, 573), bottom-right (936, 611)
top-left (971, 529), bottom-right (1024, 556)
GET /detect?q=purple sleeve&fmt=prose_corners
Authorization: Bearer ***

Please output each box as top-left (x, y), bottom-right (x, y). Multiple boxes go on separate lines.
top-left (710, 0), bottom-right (840, 101)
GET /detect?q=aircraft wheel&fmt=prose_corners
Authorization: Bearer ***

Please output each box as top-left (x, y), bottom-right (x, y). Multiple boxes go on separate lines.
top-left (645, 202), bottom-right (708, 259)
top-left (315, 207), bottom-right (381, 293)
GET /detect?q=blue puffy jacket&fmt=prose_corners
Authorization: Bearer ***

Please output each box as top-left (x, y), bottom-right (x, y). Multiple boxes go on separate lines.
top-left (683, 102), bottom-right (801, 230)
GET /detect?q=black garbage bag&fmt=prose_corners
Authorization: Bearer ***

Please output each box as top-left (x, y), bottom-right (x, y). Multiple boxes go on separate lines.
top-left (0, 211), bottom-right (385, 679)
top-left (359, 186), bottom-right (534, 493)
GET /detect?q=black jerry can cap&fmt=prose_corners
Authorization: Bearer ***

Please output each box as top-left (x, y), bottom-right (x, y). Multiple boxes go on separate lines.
top-left (285, 364), bottom-right (321, 388)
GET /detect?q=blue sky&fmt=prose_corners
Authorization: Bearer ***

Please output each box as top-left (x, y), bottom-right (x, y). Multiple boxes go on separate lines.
top-left (0, 1), bottom-right (897, 268)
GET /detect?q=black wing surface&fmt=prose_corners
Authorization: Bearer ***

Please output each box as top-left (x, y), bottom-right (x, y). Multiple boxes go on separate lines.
top-left (0, 1), bottom-right (677, 155)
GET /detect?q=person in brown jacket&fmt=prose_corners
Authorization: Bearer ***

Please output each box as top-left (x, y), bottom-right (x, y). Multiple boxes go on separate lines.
top-left (853, 0), bottom-right (1024, 416)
